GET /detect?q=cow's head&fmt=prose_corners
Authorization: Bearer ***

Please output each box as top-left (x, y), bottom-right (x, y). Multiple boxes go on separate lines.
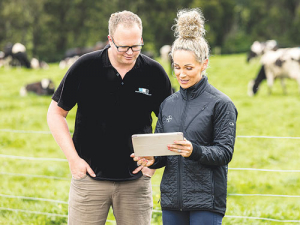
top-left (41, 79), bottom-right (55, 95)
top-left (247, 40), bottom-right (278, 63)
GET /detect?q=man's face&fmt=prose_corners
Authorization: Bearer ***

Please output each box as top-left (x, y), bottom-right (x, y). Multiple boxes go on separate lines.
top-left (109, 24), bottom-right (143, 67)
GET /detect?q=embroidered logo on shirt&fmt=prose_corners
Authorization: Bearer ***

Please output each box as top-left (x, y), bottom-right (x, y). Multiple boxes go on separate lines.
top-left (166, 115), bottom-right (172, 122)
top-left (135, 88), bottom-right (152, 96)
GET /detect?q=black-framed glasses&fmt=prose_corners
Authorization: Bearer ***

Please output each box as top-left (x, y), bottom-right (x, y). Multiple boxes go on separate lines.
top-left (111, 37), bottom-right (144, 52)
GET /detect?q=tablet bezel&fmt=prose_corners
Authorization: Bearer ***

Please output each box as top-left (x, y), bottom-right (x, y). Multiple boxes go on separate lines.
top-left (132, 132), bottom-right (184, 156)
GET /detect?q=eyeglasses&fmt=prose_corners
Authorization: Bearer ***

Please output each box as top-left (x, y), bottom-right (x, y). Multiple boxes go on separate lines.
top-left (111, 37), bottom-right (144, 52)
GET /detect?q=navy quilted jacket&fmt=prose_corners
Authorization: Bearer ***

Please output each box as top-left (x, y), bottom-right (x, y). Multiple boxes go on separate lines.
top-left (150, 76), bottom-right (238, 216)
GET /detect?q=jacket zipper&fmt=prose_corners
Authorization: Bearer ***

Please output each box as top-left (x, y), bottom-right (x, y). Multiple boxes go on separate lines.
top-left (178, 94), bottom-right (189, 210)
top-left (178, 154), bottom-right (183, 210)
top-left (211, 170), bottom-right (215, 208)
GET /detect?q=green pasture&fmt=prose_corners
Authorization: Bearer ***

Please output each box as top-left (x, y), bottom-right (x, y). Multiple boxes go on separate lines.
top-left (0, 54), bottom-right (299, 224)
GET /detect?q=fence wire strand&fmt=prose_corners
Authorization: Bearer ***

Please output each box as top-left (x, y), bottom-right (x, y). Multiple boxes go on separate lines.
top-left (0, 207), bottom-right (299, 223)
top-left (2, 128), bottom-right (300, 139)
top-left (1, 154), bottom-right (299, 172)
top-left (1, 128), bottom-right (299, 223)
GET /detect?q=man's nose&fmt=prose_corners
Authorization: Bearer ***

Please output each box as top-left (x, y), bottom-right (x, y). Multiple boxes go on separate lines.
top-left (126, 47), bottom-right (134, 55)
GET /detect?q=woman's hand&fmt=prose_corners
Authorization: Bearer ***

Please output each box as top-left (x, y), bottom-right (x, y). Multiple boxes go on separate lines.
top-left (130, 153), bottom-right (155, 174)
top-left (168, 138), bottom-right (193, 157)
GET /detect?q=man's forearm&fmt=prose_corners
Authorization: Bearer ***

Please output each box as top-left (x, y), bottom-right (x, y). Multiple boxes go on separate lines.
top-left (47, 102), bottom-right (79, 162)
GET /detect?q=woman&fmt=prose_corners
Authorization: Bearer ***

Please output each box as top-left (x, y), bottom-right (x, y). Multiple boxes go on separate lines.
top-left (132, 8), bottom-right (237, 225)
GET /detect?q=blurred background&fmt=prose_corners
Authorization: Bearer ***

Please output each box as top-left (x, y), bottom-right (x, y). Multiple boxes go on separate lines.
top-left (1, 0), bottom-right (300, 62)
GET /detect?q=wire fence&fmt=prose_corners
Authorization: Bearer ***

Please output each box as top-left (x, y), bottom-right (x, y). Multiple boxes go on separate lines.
top-left (2, 128), bottom-right (300, 139)
top-left (0, 129), bottom-right (299, 223)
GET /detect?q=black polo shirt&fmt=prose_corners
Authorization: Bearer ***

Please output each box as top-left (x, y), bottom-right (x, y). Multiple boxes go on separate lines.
top-left (52, 46), bottom-right (172, 181)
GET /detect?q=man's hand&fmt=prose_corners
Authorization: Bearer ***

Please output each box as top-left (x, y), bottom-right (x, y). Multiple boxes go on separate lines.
top-left (130, 153), bottom-right (155, 174)
top-left (141, 167), bottom-right (156, 178)
top-left (69, 157), bottom-right (96, 179)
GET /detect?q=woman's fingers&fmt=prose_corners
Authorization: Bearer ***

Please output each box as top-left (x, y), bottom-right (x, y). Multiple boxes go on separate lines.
top-left (167, 139), bottom-right (193, 157)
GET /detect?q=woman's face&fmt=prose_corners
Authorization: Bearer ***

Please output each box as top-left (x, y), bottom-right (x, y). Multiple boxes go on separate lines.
top-left (173, 50), bottom-right (208, 89)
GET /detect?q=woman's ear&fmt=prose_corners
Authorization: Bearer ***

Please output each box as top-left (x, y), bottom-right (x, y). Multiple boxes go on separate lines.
top-left (201, 59), bottom-right (209, 71)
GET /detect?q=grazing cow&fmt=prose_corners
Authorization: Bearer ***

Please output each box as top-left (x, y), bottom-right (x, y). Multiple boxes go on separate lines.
top-left (0, 51), bottom-right (4, 67)
top-left (30, 58), bottom-right (49, 69)
top-left (160, 45), bottom-right (173, 74)
top-left (160, 45), bottom-right (172, 62)
top-left (59, 55), bottom-right (80, 69)
top-left (1, 43), bottom-right (31, 68)
top-left (247, 40), bottom-right (278, 62)
top-left (20, 79), bottom-right (55, 96)
top-left (248, 48), bottom-right (300, 96)
top-left (0, 43), bottom-right (48, 69)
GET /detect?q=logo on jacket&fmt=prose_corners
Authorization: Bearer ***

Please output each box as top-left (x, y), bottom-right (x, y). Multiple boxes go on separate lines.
top-left (166, 115), bottom-right (172, 122)
top-left (135, 88), bottom-right (152, 96)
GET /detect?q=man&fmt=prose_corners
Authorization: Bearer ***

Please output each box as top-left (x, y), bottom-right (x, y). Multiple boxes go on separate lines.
top-left (47, 11), bottom-right (172, 225)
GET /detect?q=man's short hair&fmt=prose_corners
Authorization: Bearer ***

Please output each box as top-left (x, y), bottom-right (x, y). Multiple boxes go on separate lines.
top-left (108, 11), bottom-right (142, 37)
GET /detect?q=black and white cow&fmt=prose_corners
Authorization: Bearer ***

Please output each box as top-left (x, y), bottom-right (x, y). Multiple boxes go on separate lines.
top-left (0, 43), bottom-right (48, 69)
top-left (59, 42), bottom-right (106, 69)
top-left (247, 40), bottom-right (278, 63)
top-left (20, 79), bottom-right (55, 96)
top-left (1, 43), bottom-right (31, 68)
top-left (248, 48), bottom-right (300, 96)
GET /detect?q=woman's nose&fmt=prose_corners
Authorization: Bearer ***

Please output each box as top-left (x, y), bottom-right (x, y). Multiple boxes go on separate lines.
top-left (179, 72), bottom-right (186, 77)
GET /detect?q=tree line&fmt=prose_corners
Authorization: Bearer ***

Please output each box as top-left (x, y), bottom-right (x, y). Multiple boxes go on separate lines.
top-left (0, 0), bottom-right (299, 62)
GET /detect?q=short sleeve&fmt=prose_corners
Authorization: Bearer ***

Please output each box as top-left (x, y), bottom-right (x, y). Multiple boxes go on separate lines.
top-left (52, 57), bottom-right (86, 111)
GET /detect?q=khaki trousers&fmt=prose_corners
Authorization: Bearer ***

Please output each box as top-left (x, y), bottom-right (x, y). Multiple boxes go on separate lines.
top-left (68, 175), bottom-right (153, 225)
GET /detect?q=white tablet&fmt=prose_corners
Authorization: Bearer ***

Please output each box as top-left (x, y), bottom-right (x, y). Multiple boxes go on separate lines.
top-left (132, 132), bottom-right (184, 156)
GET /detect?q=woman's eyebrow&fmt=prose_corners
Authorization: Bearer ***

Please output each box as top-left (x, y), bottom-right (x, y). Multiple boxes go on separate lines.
top-left (173, 63), bottom-right (193, 66)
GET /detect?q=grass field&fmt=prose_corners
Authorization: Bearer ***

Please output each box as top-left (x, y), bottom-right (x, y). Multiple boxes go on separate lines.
top-left (0, 53), bottom-right (299, 224)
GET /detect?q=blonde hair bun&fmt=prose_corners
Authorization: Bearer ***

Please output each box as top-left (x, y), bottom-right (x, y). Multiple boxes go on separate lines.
top-left (174, 8), bottom-right (205, 39)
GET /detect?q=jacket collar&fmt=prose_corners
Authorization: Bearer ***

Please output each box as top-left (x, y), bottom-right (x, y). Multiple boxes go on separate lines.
top-left (180, 75), bottom-right (208, 100)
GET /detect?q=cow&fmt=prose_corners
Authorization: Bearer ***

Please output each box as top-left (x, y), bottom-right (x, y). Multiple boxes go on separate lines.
top-left (247, 40), bottom-right (278, 63)
top-left (0, 43), bottom-right (48, 69)
top-left (1, 43), bottom-right (31, 68)
top-left (248, 47), bottom-right (300, 96)
top-left (0, 51), bottom-right (4, 67)
top-left (159, 45), bottom-right (173, 75)
top-left (59, 42), bottom-right (106, 69)
top-left (20, 79), bottom-right (55, 96)
top-left (160, 45), bottom-right (172, 62)
top-left (59, 55), bottom-right (80, 69)
top-left (29, 58), bottom-right (49, 69)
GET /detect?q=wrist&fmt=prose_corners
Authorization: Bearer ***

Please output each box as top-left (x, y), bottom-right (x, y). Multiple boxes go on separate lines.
top-left (68, 154), bottom-right (80, 164)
